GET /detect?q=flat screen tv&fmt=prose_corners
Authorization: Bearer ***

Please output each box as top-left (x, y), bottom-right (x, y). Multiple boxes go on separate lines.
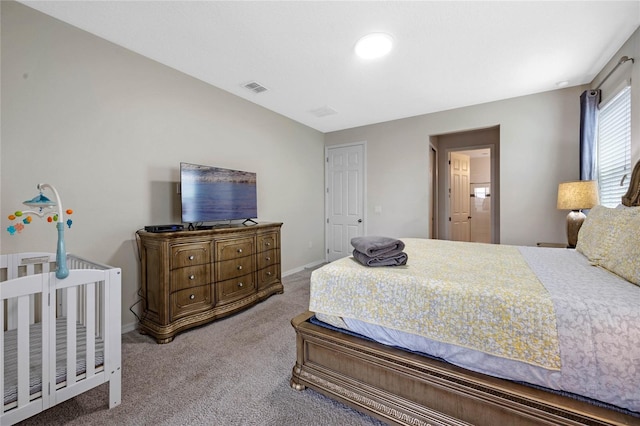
top-left (180, 162), bottom-right (257, 224)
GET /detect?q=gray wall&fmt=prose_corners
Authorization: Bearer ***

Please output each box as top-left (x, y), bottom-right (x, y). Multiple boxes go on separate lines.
top-left (1, 1), bottom-right (325, 331)
top-left (325, 87), bottom-right (584, 246)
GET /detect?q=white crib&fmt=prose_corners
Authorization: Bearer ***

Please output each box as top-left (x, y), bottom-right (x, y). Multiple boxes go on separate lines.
top-left (0, 252), bottom-right (121, 425)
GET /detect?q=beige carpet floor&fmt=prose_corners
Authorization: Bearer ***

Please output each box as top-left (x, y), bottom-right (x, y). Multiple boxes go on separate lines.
top-left (17, 267), bottom-right (386, 426)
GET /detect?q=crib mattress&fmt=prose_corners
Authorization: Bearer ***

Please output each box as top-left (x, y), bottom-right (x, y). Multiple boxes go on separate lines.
top-left (3, 317), bottom-right (104, 406)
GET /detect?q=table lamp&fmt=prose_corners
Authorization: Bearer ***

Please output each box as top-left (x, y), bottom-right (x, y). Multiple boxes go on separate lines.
top-left (557, 180), bottom-right (599, 248)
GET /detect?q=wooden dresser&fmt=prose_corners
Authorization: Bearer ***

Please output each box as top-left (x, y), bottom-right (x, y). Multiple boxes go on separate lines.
top-left (136, 222), bottom-right (283, 343)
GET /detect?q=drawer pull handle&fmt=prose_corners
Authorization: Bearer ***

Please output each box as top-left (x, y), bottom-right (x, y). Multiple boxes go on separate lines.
top-left (188, 255), bottom-right (195, 260)
top-left (189, 275), bottom-right (195, 280)
top-left (237, 265), bottom-right (243, 270)
top-left (238, 282), bottom-right (243, 288)
top-left (237, 248), bottom-right (243, 253)
top-left (267, 271), bottom-right (272, 276)
top-left (189, 294), bottom-right (195, 300)
top-left (266, 242), bottom-right (271, 247)
top-left (265, 257), bottom-right (271, 261)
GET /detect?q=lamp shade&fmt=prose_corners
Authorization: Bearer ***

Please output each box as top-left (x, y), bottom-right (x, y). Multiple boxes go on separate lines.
top-left (557, 180), bottom-right (599, 210)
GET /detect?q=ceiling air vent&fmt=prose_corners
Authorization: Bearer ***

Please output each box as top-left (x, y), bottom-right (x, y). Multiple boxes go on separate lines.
top-left (243, 81), bottom-right (268, 94)
top-left (310, 106), bottom-right (338, 118)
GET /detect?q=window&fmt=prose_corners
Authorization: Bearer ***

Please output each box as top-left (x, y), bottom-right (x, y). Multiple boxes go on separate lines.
top-left (597, 85), bottom-right (631, 207)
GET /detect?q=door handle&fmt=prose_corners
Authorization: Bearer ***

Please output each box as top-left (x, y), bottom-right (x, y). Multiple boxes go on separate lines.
top-left (357, 219), bottom-right (363, 223)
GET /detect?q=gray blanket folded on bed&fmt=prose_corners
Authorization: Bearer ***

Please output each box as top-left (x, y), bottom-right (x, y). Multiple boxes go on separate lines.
top-left (351, 236), bottom-right (405, 258)
top-left (351, 236), bottom-right (408, 267)
top-left (352, 249), bottom-right (408, 267)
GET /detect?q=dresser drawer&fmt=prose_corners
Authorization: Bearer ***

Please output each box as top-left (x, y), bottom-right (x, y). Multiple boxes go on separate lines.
top-left (216, 256), bottom-right (254, 281)
top-left (216, 273), bottom-right (255, 305)
top-left (137, 222), bottom-right (282, 343)
top-left (171, 243), bottom-right (209, 269)
top-left (257, 232), bottom-right (278, 252)
top-left (171, 284), bottom-right (213, 321)
top-left (257, 264), bottom-right (279, 289)
top-left (257, 249), bottom-right (277, 270)
top-left (171, 264), bottom-right (210, 292)
top-left (216, 237), bottom-right (254, 261)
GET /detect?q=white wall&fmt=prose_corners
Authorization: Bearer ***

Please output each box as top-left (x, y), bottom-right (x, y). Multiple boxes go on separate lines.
top-left (325, 87), bottom-right (585, 246)
top-left (1, 2), bottom-right (326, 331)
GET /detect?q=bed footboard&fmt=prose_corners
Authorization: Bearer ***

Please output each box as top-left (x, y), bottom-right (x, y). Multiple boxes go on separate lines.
top-left (290, 311), bottom-right (638, 426)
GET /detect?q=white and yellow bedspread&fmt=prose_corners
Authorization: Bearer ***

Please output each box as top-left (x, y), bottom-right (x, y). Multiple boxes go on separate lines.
top-left (310, 238), bottom-right (561, 370)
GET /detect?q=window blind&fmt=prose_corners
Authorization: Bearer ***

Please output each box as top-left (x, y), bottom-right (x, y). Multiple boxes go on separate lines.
top-left (597, 85), bottom-right (631, 207)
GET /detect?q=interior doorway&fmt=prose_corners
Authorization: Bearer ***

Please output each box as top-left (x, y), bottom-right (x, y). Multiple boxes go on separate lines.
top-left (431, 126), bottom-right (500, 243)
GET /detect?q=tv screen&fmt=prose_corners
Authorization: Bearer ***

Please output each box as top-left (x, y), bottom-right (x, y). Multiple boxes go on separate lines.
top-left (180, 162), bottom-right (257, 223)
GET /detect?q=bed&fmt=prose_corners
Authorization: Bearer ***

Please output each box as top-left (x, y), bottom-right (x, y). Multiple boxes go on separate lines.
top-left (1, 253), bottom-right (121, 425)
top-left (291, 164), bottom-right (640, 426)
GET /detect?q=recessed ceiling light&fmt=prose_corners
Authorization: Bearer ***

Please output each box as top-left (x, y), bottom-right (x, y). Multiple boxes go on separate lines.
top-left (556, 80), bottom-right (569, 88)
top-left (355, 33), bottom-right (394, 60)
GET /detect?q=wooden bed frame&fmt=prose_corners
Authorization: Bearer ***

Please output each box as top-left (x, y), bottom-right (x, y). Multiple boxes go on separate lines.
top-left (290, 162), bottom-right (640, 426)
top-left (290, 311), bottom-right (638, 426)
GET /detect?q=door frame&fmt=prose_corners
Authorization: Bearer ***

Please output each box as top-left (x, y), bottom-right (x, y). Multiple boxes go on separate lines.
top-left (325, 141), bottom-right (367, 262)
top-left (429, 144), bottom-right (438, 239)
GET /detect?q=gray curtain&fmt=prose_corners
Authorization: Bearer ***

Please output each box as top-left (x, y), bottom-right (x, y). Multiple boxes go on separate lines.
top-left (579, 90), bottom-right (600, 180)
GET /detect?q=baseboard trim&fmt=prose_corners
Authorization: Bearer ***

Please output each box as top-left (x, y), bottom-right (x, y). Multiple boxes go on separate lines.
top-left (283, 259), bottom-right (326, 277)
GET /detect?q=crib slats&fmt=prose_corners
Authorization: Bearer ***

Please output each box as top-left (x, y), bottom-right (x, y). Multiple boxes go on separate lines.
top-left (16, 296), bottom-right (30, 407)
top-left (65, 287), bottom-right (77, 387)
top-left (1, 292), bottom-right (4, 415)
top-left (1, 252), bottom-right (121, 425)
top-left (85, 283), bottom-right (96, 378)
top-left (1, 271), bottom-right (49, 421)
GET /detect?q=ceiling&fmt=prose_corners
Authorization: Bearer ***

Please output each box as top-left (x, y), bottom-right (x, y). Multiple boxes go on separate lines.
top-left (18, 1), bottom-right (640, 133)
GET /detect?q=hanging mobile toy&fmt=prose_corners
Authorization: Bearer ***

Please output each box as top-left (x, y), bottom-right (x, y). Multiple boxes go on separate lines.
top-left (6, 183), bottom-right (74, 279)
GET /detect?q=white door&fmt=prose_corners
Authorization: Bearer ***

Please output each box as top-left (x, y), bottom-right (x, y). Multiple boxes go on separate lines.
top-left (449, 152), bottom-right (471, 241)
top-left (326, 143), bottom-right (365, 262)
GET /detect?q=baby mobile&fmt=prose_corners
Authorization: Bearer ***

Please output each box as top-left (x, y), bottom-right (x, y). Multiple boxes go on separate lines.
top-left (6, 183), bottom-right (73, 279)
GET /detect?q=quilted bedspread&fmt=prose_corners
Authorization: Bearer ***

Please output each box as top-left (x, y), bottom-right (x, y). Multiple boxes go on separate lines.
top-left (310, 238), bottom-right (561, 370)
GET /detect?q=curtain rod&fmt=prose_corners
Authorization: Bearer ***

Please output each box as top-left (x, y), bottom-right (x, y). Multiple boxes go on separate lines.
top-left (594, 56), bottom-right (634, 90)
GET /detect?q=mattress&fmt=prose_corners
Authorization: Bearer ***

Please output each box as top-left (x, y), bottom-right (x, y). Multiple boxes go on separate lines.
top-left (310, 238), bottom-right (640, 414)
top-left (3, 317), bottom-right (105, 406)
